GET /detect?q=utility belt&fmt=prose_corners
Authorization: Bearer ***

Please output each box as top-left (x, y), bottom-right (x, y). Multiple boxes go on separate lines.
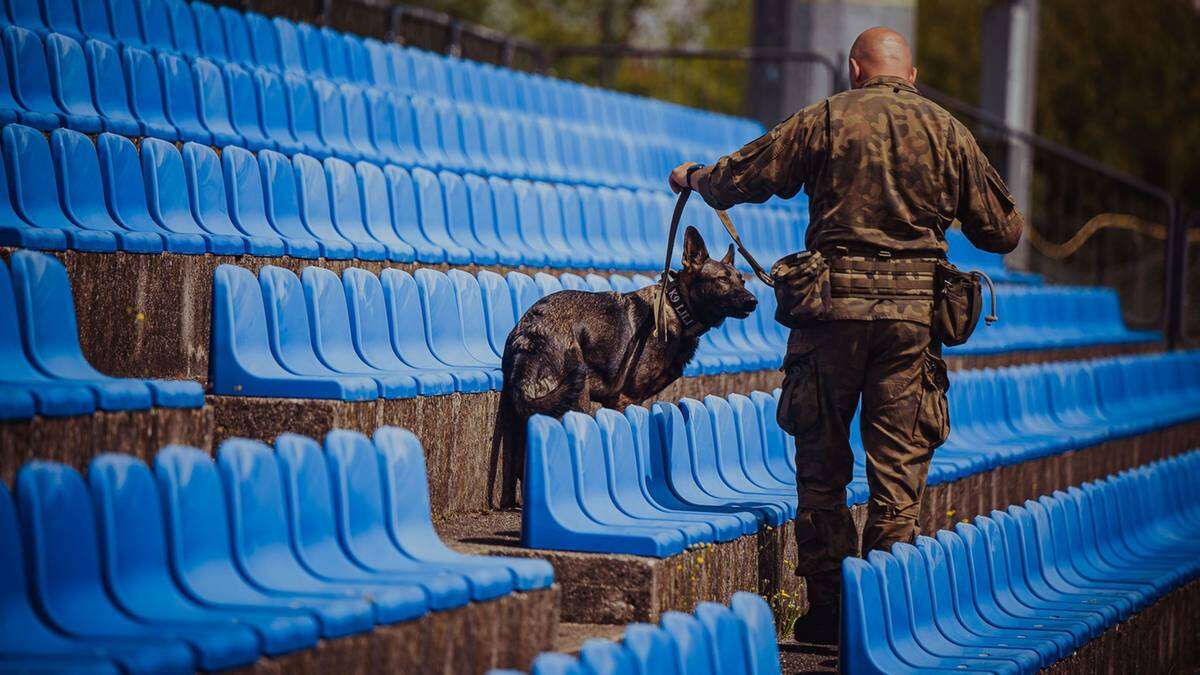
top-left (771, 245), bottom-right (997, 346)
top-left (655, 190), bottom-right (996, 347)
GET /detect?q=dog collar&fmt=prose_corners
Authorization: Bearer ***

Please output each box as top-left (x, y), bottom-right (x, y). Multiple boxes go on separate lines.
top-left (664, 278), bottom-right (707, 337)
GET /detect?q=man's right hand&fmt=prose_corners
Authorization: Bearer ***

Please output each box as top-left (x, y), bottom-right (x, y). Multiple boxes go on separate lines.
top-left (669, 161), bottom-right (700, 194)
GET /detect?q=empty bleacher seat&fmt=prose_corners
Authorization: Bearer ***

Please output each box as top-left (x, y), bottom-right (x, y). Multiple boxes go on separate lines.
top-left (841, 450), bottom-right (1200, 673)
top-left (0, 251), bottom-right (203, 421)
top-left (519, 351), bottom-right (1200, 556)
top-left (491, 591), bottom-right (782, 675)
top-left (0, 426), bottom-right (553, 671)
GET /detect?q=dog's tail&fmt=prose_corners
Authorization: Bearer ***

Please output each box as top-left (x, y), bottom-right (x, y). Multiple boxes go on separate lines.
top-left (488, 348), bottom-right (585, 509)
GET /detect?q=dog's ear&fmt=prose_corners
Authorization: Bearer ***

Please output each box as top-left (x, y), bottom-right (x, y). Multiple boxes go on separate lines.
top-left (682, 226), bottom-right (709, 267)
top-left (720, 244), bottom-right (735, 266)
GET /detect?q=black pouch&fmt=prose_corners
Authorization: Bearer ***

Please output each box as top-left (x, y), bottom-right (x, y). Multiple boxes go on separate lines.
top-left (932, 260), bottom-right (990, 346)
top-left (770, 251), bottom-right (831, 328)
top-left (777, 349), bottom-right (821, 439)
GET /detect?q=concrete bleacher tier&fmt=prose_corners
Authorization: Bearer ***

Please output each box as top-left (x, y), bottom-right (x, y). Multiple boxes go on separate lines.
top-left (0, 0), bottom-right (1192, 672)
top-left (442, 352), bottom-right (1199, 628)
top-left (1, 426), bottom-right (556, 673)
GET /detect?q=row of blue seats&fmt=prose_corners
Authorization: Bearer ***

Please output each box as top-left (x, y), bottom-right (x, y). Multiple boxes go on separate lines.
top-left (900, 352), bottom-right (1199, 488)
top-left (1, 0), bottom-right (759, 149)
top-left (0, 426), bottom-right (554, 673)
top-left (521, 351), bottom-right (1200, 556)
top-left (0, 251), bottom-right (202, 420)
top-left (0, 121), bottom-right (797, 270)
top-left (489, 593), bottom-right (781, 675)
top-left (210, 264), bottom-right (780, 400)
top-left (843, 450), bottom-right (1200, 673)
top-left (0, 26), bottom-right (705, 193)
top-left (945, 285), bottom-right (1158, 355)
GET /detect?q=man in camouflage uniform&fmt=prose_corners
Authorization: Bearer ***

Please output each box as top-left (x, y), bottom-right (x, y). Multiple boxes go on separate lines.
top-left (669, 26), bottom-right (1023, 643)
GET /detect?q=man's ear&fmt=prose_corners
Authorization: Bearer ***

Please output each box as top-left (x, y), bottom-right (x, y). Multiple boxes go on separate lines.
top-left (720, 244), bottom-right (735, 266)
top-left (908, 66), bottom-right (918, 84)
top-left (848, 57), bottom-right (862, 88)
top-left (682, 226), bottom-right (709, 267)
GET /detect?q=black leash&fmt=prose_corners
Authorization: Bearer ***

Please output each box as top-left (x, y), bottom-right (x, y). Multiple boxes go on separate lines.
top-left (655, 189), bottom-right (775, 340)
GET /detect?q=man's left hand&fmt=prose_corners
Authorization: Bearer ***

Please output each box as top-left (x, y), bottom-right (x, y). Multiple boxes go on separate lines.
top-left (669, 161), bottom-right (700, 194)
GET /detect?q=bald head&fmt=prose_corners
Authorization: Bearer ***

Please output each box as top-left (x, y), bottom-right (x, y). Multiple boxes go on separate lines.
top-left (848, 27), bottom-right (916, 88)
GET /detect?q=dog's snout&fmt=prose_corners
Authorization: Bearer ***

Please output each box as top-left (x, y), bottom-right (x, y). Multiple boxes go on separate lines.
top-left (731, 291), bottom-right (758, 318)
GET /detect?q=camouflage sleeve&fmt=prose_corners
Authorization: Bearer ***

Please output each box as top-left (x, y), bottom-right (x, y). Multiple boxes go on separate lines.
top-left (691, 101), bottom-right (823, 211)
top-left (955, 130), bottom-right (1025, 254)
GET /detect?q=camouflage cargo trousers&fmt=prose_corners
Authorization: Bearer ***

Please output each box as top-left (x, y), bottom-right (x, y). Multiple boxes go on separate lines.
top-left (777, 319), bottom-right (950, 606)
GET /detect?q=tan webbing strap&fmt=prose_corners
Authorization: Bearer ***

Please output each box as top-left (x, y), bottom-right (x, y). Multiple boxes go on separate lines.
top-left (715, 209), bottom-right (775, 287)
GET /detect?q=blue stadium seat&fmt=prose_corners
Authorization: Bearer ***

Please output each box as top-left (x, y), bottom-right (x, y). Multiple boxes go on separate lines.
top-left (320, 431), bottom-right (500, 599)
top-left (374, 426), bottom-right (555, 589)
top-left (523, 416), bottom-right (685, 556)
top-left (104, 0), bottom-right (143, 46)
top-left (578, 639), bottom-right (638, 675)
top-left (312, 79), bottom-right (357, 160)
top-left (259, 148), bottom-right (348, 256)
top-left (293, 152), bottom-right (383, 259)
top-left (411, 166), bottom-right (474, 264)
top-left (95, 133), bottom-right (203, 253)
top-left (464, 174), bottom-right (524, 266)
top-left (210, 264), bottom-right (375, 399)
top-left (441, 170), bottom-right (501, 265)
top-left (272, 16), bottom-right (305, 73)
top-left (8, 250), bottom-right (203, 407)
top-left (0, 482), bottom-right (193, 674)
top-left (301, 266), bottom-right (419, 398)
top-left (224, 145), bottom-right (319, 258)
top-left (0, 259), bottom-right (95, 418)
top-left (245, 12), bottom-right (280, 68)
top-left (163, 0), bottom-right (199, 55)
top-left (355, 160), bottom-right (417, 260)
top-left (188, 2), bottom-right (226, 62)
top-left (153, 445), bottom-right (377, 636)
top-left (81, 39), bottom-right (138, 136)
top-left (253, 68), bottom-right (306, 154)
top-left (183, 141), bottom-right (284, 255)
top-left (448, 269), bottom-right (504, 364)
top-left (2, 123), bottom-right (112, 251)
top-left (282, 73), bottom-right (324, 154)
top-left (51, 128), bottom-right (162, 253)
top-left (215, 438), bottom-right (432, 624)
top-left (413, 268), bottom-right (502, 387)
top-left (192, 57), bottom-right (241, 147)
top-left (122, 45), bottom-right (176, 139)
top-left (256, 265), bottom-right (384, 397)
top-left (294, 22), bottom-right (326, 78)
top-left (16, 462), bottom-right (260, 671)
top-left (341, 268), bottom-right (454, 396)
top-left (45, 33), bottom-right (101, 132)
top-left (87, 453), bottom-right (321, 655)
top-left (4, 25), bottom-right (61, 129)
top-left (156, 51), bottom-right (210, 144)
top-left (379, 268), bottom-right (490, 393)
top-left (218, 6), bottom-right (254, 64)
top-left (321, 157), bottom-right (403, 260)
top-left (341, 84), bottom-right (379, 160)
top-left (39, 0), bottom-right (82, 39)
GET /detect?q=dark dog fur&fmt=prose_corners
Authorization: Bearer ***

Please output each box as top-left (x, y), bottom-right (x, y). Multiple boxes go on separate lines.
top-left (490, 226), bottom-right (759, 507)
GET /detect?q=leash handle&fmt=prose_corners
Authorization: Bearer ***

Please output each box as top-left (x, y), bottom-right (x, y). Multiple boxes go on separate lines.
top-left (716, 209), bottom-right (775, 287)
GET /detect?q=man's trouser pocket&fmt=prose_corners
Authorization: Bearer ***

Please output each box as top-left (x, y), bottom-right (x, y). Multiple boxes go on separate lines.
top-left (778, 350), bottom-right (821, 440)
top-left (911, 349), bottom-right (950, 448)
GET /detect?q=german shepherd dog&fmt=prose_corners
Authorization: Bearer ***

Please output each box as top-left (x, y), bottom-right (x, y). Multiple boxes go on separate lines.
top-left (491, 226), bottom-right (759, 507)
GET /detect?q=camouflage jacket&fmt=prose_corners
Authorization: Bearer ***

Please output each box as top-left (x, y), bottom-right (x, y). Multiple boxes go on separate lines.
top-left (693, 75), bottom-right (1025, 324)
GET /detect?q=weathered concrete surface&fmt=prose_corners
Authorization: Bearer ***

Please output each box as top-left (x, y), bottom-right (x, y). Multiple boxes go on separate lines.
top-left (1041, 579), bottom-right (1200, 674)
top-left (231, 587), bottom-right (560, 675)
top-left (0, 407), bottom-right (212, 484)
top-left (944, 341), bottom-right (1161, 371)
top-left (916, 420), bottom-right (1200, 536)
